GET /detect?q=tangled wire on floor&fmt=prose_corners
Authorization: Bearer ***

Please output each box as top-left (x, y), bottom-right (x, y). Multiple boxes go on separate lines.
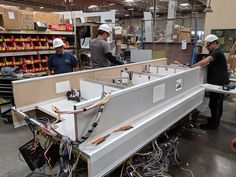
top-left (120, 137), bottom-right (180, 177)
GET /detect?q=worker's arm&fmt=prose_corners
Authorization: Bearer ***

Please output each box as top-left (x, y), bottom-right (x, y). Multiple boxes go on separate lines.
top-left (105, 52), bottom-right (124, 65)
top-left (73, 66), bottom-right (79, 72)
top-left (47, 68), bottom-right (52, 75)
top-left (191, 56), bottom-right (214, 68)
top-left (71, 54), bottom-right (79, 72)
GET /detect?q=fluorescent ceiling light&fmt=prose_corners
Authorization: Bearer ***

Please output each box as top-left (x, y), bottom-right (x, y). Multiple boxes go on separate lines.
top-left (128, 7), bottom-right (134, 11)
top-left (125, 14), bottom-right (129, 16)
top-left (149, 6), bottom-right (159, 11)
top-left (109, 3), bottom-right (115, 6)
top-left (39, 6), bottom-right (44, 9)
top-left (125, 0), bottom-right (134, 2)
top-left (88, 5), bottom-right (99, 10)
top-left (180, 3), bottom-right (190, 7)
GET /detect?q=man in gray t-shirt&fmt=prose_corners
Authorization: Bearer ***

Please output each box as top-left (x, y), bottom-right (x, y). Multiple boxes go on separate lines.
top-left (89, 24), bottom-right (123, 68)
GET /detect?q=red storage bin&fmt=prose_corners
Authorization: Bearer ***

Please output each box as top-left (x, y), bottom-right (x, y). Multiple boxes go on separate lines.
top-left (41, 62), bottom-right (48, 71)
top-left (14, 36), bottom-right (24, 42)
top-left (0, 35), bottom-right (4, 42)
top-left (41, 55), bottom-right (48, 63)
top-left (33, 41), bottom-right (42, 50)
top-left (0, 42), bottom-right (6, 52)
top-left (14, 56), bottom-right (23, 65)
top-left (41, 42), bottom-right (49, 50)
top-left (4, 35), bottom-right (14, 42)
top-left (23, 56), bottom-right (34, 65)
top-left (33, 55), bottom-right (41, 63)
top-left (23, 36), bottom-right (31, 42)
top-left (24, 42), bottom-right (34, 50)
top-left (34, 63), bottom-right (42, 72)
top-left (0, 57), bottom-right (6, 67)
top-left (25, 64), bottom-right (35, 73)
top-left (39, 36), bottom-right (47, 42)
top-left (65, 24), bottom-right (73, 31)
top-left (31, 36), bottom-right (39, 42)
top-left (6, 42), bottom-right (17, 52)
top-left (5, 57), bottom-right (14, 66)
top-left (16, 42), bottom-right (25, 51)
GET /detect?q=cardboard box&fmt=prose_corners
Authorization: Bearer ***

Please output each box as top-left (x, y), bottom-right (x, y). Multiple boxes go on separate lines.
top-left (0, 6), bottom-right (21, 30)
top-left (179, 31), bottom-right (192, 42)
top-left (33, 12), bottom-right (61, 25)
top-left (20, 10), bottom-right (34, 30)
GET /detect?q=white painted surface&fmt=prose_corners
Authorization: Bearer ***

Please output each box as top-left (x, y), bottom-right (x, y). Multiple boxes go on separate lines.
top-left (56, 80), bottom-right (71, 93)
top-left (153, 84), bottom-right (165, 103)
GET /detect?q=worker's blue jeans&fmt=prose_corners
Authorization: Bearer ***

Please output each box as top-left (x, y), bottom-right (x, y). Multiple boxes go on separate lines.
top-left (209, 92), bottom-right (224, 129)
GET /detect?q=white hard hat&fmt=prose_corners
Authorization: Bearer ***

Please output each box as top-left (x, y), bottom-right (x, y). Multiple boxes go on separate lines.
top-left (204, 34), bottom-right (219, 43)
top-left (53, 38), bottom-right (65, 48)
top-left (98, 24), bottom-right (111, 33)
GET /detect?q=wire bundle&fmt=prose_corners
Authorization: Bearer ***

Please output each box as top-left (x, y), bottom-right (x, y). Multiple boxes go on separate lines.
top-left (24, 93), bottom-right (111, 177)
top-left (122, 138), bottom-right (180, 177)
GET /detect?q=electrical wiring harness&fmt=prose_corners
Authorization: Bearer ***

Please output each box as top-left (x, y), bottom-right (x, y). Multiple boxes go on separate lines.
top-left (23, 92), bottom-right (111, 177)
top-left (121, 137), bottom-right (180, 177)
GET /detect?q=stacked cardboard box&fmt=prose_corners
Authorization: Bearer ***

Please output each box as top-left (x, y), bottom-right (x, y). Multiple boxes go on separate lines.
top-left (33, 12), bottom-right (61, 26)
top-left (20, 10), bottom-right (34, 30)
top-left (172, 26), bottom-right (192, 42)
top-left (0, 5), bottom-right (62, 30)
top-left (0, 5), bottom-right (21, 30)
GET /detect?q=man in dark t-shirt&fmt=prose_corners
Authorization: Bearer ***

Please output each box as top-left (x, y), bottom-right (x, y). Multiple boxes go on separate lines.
top-left (89, 24), bottom-right (124, 68)
top-left (192, 34), bottom-right (229, 130)
top-left (47, 38), bottom-right (78, 75)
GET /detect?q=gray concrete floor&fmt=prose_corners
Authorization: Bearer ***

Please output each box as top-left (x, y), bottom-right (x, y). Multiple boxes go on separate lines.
top-left (1, 98), bottom-right (236, 177)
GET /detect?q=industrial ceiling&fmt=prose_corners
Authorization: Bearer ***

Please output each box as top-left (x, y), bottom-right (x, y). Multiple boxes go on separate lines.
top-left (1, 0), bottom-right (207, 17)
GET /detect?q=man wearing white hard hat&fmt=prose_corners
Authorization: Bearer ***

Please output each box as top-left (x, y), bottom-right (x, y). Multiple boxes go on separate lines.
top-left (89, 24), bottom-right (124, 68)
top-left (192, 34), bottom-right (229, 130)
top-left (47, 38), bottom-right (78, 75)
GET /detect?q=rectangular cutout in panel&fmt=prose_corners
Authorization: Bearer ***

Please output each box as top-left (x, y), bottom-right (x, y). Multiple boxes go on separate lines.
top-left (176, 79), bottom-right (183, 91)
top-left (80, 80), bottom-right (103, 100)
top-left (153, 84), bottom-right (165, 103)
top-left (56, 80), bottom-right (71, 94)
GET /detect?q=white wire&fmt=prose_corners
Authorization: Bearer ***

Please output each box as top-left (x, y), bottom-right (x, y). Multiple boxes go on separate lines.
top-left (181, 167), bottom-right (195, 177)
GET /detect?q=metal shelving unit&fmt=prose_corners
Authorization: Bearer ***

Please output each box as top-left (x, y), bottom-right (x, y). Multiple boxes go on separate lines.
top-left (0, 49), bottom-right (75, 57)
top-left (0, 30), bottom-right (76, 73)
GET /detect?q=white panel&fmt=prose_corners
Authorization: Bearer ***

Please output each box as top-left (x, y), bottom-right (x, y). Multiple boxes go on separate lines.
top-left (165, 0), bottom-right (177, 41)
top-left (80, 80), bottom-right (103, 100)
top-left (80, 37), bottom-right (91, 49)
top-left (130, 49), bottom-right (152, 63)
top-left (149, 66), bottom-right (158, 74)
top-left (153, 84), bottom-right (165, 103)
top-left (144, 12), bottom-right (153, 42)
top-left (104, 86), bottom-right (121, 93)
top-left (56, 80), bottom-right (71, 93)
top-left (121, 72), bottom-right (129, 84)
top-left (132, 73), bottom-right (150, 85)
top-left (158, 67), bottom-right (175, 75)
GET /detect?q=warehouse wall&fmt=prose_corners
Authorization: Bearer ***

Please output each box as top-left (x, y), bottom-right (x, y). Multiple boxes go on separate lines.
top-left (204, 0), bottom-right (236, 35)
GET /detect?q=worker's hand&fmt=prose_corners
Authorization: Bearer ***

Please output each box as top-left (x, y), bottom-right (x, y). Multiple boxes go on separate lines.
top-left (231, 138), bottom-right (236, 152)
top-left (174, 60), bottom-right (190, 68)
